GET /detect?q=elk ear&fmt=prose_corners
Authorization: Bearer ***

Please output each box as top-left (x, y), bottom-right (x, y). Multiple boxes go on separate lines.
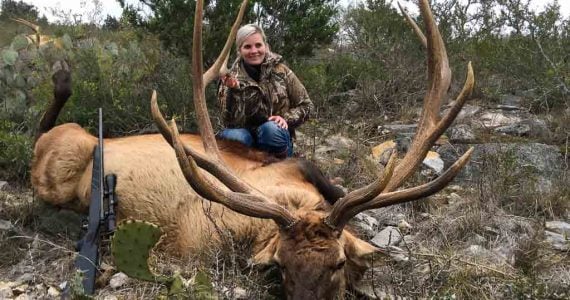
top-left (252, 234), bottom-right (280, 265)
top-left (341, 231), bottom-right (380, 285)
top-left (342, 231), bottom-right (378, 268)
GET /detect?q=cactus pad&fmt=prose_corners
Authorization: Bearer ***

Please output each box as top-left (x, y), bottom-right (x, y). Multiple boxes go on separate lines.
top-left (111, 220), bottom-right (168, 282)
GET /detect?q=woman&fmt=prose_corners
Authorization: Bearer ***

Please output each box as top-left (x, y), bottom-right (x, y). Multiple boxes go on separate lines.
top-left (218, 24), bottom-right (313, 158)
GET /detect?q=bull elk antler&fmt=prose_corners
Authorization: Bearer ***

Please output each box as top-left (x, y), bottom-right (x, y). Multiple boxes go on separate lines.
top-left (152, 0), bottom-right (474, 232)
top-left (326, 0), bottom-right (475, 230)
top-left (11, 17), bottom-right (42, 47)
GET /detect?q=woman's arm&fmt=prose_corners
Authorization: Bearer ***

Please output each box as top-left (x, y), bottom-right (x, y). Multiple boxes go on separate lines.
top-left (282, 68), bottom-right (314, 129)
top-left (217, 79), bottom-right (237, 127)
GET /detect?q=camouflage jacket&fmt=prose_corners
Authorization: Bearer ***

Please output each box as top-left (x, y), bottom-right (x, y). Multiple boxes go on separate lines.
top-left (217, 52), bottom-right (313, 132)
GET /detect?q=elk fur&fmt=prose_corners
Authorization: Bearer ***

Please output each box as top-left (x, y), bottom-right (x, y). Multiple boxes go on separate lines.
top-left (32, 121), bottom-right (341, 255)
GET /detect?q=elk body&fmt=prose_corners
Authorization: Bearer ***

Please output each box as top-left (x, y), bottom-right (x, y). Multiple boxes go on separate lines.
top-left (31, 0), bottom-right (475, 298)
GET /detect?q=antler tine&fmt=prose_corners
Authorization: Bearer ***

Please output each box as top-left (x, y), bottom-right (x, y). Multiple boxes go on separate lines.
top-left (326, 152), bottom-right (398, 227)
top-left (332, 148), bottom-right (473, 229)
top-left (203, 0), bottom-right (248, 85)
top-left (11, 17), bottom-right (40, 32)
top-left (167, 118), bottom-right (298, 228)
top-left (192, 0), bottom-right (249, 160)
top-left (11, 17), bottom-right (41, 47)
top-left (152, 91), bottom-right (257, 194)
top-left (191, 0), bottom-right (218, 157)
top-left (397, 2), bottom-right (427, 48)
top-left (384, 0), bottom-right (454, 192)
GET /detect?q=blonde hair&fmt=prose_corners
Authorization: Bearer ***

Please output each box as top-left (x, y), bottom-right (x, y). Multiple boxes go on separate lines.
top-left (236, 24), bottom-right (268, 50)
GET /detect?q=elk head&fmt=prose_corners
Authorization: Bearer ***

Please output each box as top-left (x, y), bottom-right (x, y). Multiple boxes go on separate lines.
top-left (151, 0), bottom-right (474, 298)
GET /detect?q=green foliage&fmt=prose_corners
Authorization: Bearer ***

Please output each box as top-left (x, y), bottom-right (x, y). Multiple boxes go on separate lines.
top-left (121, 0), bottom-right (338, 60)
top-left (255, 0), bottom-right (338, 58)
top-left (0, 0), bottom-right (40, 21)
top-left (1, 48), bottom-right (18, 65)
top-left (0, 123), bottom-right (32, 182)
top-left (0, 23), bottom-right (197, 184)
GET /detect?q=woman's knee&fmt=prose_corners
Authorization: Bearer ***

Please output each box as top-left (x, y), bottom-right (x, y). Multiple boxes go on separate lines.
top-left (218, 128), bottom-right (254, 147)
top-left (256, 121), bottom-right (291, 154)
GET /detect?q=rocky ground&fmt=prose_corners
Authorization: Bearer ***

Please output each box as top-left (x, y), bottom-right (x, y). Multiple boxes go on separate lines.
top-left (0, 95), bottom-right (569, 299)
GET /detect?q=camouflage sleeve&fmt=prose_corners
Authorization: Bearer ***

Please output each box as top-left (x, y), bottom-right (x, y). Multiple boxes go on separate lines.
top-left (217, 82), bottom-right (234, 127)
top-left (282, 67), bottom-right (314, 129)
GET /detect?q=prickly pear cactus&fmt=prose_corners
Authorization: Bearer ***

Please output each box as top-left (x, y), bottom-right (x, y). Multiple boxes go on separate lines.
top-left (112, 220), bottom-right (215, 298)
top-left (111, 220), bottom-right (169, 283)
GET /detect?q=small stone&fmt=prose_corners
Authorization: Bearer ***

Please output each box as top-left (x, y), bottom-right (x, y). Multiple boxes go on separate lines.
top-left (371, 140), bottom-right (396, 161)
top-left (397, 220), bottom-right (412, 231)
top-left (545, 231), bottom-right (569, 251)
top-left (33, 283), bottom-right (45, 293)
top-left (109, 272), bottom-right (130, 289)
top-left (0, 219), bottom-right (12, 231)
top-left (423, 151), bottom-right (444, 174)
top-left (447, 185), bottom-right (463, 192)
top-left (546, 221), bottom-right (570, 236)
top-left (371, 226), bottom-right (402, 248)
top-left (47, 286), bottom-right (60, 297)
top-left (233, 287), bottom-right (248, 299)
top-left (447, 192), bottom-right (463, 204)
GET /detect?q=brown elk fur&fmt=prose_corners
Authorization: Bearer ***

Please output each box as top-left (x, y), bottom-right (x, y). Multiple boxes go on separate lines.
top-left (32, 121), bottom-right (347, 256)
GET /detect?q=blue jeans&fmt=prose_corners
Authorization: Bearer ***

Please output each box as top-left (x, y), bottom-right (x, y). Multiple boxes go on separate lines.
top-left (218, 121), bottom-right (293, 157)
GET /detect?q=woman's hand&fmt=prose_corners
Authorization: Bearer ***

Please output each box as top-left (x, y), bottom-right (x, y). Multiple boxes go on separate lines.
top-left (269, 115), bottom-right (288, 129)
top-left (221, 74), bottom-right (239, 89)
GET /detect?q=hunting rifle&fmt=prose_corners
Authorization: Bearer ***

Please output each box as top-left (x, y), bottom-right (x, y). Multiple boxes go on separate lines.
top-left (74, 108), bottom-right (118, 295)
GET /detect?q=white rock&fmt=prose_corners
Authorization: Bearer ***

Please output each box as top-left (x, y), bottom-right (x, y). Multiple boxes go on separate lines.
top-left (546, 221), bottom-right (570, 236)
top-left (109, 272), bottom-right (130, 289)
top-left (478, 111), bottom-right (521, 128)
top-left (371, 226), bottom-right (402, 248)
top-left (422, 151), bottom-right (444, 174)
top-left (0, 282), bottom-right (15, 299)
top-left (545, 231), bottom-right (569, 251)
top-left (447, 192), bottom-right (463, 204)
top-left (15, 294), bottom-right (30, 300)
top-left (0, 219), bottom-right (12, 231)
top-left (47, 286), bottom-right (60, 297)
top-left (397, 219), bottom-right (412, 231)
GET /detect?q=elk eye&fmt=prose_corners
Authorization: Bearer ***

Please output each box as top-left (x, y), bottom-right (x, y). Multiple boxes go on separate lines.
top-left (335, 260), bottom-right (346, 270)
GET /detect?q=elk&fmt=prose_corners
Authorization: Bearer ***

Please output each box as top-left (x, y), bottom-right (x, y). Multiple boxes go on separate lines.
top-left (31, 0), bottom-right (474, 298)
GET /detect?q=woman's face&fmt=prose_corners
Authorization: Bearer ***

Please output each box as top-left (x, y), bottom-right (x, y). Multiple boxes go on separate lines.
top-left (239, 33), bottom-right (266, 65)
